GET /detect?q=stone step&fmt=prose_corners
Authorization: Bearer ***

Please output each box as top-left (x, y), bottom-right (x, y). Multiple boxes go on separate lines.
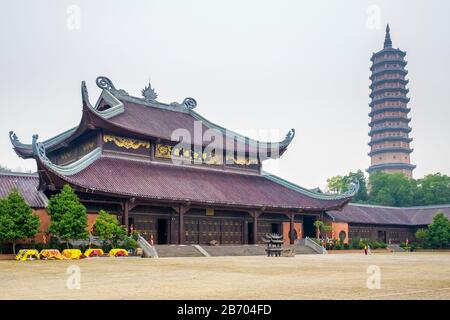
top-left (154, 245), bottom-right (204, 257)
top-left (154, 243), bottom-right (319, 257)
top-left (291, 244), bottom-right (318, 254)
top-left (387, 244), bottom-right (406, 252)
top-left (203, 245), bottom-right (266, 257)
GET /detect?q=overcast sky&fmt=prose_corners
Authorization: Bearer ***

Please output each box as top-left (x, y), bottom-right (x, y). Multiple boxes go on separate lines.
top-left (1, 0), bottom-right (449, 189)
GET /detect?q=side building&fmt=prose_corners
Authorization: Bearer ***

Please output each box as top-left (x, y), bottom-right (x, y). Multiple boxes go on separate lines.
top-left (326, 203), bottom-right (450, 244)
top-left (9, 76), bottom-right (357, 245)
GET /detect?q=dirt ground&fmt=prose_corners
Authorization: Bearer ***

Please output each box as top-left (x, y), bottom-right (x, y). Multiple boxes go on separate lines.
top-left (0, 253), bottom-right (449, 300)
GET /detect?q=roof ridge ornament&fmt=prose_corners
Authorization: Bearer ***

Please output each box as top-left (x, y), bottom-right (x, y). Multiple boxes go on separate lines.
top-left (96, 76), bottom-right (116, 91)
top-left (96, 76), bottom-right (129, 96)
top-left (141, 82), bottom-right (158, 101)
top-left (183, 97), bottom-right (197, 110)
top-left (344, 179), bottom-right (360, 197)
top-left (281, 129), bottom-right (296, 144)
top-left (9, 131), bottom-right (20, 146)
top-left (31, 134), bottom-right (51, 165)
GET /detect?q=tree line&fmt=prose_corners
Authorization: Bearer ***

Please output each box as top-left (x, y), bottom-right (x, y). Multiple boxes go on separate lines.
top-left (327, 171), bottom-right (450, 207)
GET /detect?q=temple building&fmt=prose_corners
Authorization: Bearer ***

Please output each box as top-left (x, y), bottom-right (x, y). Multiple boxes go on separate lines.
top-left (9, 76), bottom-right (358, 245)
top-left (368, 24), bottom-right (415, 178)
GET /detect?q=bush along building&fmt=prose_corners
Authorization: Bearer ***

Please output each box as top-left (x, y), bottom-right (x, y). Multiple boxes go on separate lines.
top-left (368, 24), bottom-right (415, 178)
top-left (9, 76), bottom-right (358, 246)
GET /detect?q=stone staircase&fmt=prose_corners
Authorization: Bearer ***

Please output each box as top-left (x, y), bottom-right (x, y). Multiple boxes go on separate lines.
top-left (154, 245), bottom-right (204, 257)
top-left (291, 243), bottom-right (318, 254)
top-left (387, 244), bottom-right (406, 252)
top-left (151, 242), bottom-right (320, 258)
top-left (203, 245), bottom-right (267, 257)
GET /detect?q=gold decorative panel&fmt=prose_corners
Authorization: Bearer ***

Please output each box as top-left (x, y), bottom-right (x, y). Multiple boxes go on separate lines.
top-left (103, 135), bottom-right (150, 150)
top-left (155, 144), bottom-right (172, 159)
top-left (226, 153), bottom-right (258, 166)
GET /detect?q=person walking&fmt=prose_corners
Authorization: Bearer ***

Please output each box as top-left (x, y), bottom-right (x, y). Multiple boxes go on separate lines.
top-left (364, 244), bottom-right (368, 255)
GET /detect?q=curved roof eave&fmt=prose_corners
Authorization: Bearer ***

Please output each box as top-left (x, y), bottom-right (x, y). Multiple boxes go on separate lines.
top-left (31, 134), bottom-right (102, 176)
top-left (262, 171), bottom-right (358, 203)
top-left (9, 81), bottom-right (126, 159)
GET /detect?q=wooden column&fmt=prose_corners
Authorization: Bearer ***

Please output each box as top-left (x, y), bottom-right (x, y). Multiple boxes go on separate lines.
top-left (179, 208), bottom-right (184, 244)
top-left (170, 214), bottom-right (177, 244)
top-left (123, 199), bottom-right (129, 235)
top-left (253, 214), bottom-right (258, 244)
top-left (250, 210), bottom-right (262, 245)
top-left (243, 221), bottom-right (248, 245)
top-left (176, 204), bottom-right (189, 244)
top-left (289, 212), bottom-right (295, 245)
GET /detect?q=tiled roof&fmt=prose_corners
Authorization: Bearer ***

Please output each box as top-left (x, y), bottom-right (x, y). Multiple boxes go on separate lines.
top-left (108, 100), bottom-right (212, 144)
top-left (49, 155), bottom-right (352, 211)
top-left (106, 99), bottom-right (282, 154)
top-left (327, 203), bottom-right (450, 226)
top-left (0, 172), bottom-right (48, 208)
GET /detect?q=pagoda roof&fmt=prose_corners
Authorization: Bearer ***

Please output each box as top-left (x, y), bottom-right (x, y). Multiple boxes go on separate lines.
top-left (10, 76), bottom-right (295, 160)
top-left (31, 140), bottom-right (357, 211)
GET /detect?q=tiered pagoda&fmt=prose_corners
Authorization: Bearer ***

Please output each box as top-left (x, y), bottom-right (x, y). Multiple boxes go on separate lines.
top-left (10, 76), bottom-right (357, 245)
top-left (367, 24), bottom-right (415, 178)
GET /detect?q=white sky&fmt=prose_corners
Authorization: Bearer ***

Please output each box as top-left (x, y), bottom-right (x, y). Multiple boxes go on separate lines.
top-left (1, 0), bottom-right (449, 189)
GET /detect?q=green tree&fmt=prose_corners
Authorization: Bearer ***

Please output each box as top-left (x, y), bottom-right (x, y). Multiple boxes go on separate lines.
top-left (313, 220), bottom-right (323, 239)
top-left (368, 172), bottom-right (414, 207)
top-left (94, 210), bottom-right (127, 247)
top-left (414, 228), bottom-right (428, 246)
top-left (415, 173), bottom-right (450, 206)
top-left (427, 212), bottom-right (450, 248)
top-left (47, 185), bottom-right (88, 247)
top-left (0, 189), bottom-right (40, 254)
top-left (326, 170), bottom-right (368, 202)
top-left (326, 175), bottom-right (346, 194)
top-left (313, 220), bottom-right (332, 239)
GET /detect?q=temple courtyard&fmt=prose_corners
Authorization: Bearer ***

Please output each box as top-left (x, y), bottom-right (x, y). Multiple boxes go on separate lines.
top-left (0, 253), bottom-right (449, 300)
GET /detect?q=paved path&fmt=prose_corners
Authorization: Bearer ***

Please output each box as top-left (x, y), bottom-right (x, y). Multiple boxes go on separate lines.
top-left (0, 253), bottom-right (449, 299)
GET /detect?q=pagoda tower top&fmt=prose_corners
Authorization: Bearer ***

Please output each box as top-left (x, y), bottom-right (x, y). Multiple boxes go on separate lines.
top-left (384, 24), bottom-right (392, 48)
